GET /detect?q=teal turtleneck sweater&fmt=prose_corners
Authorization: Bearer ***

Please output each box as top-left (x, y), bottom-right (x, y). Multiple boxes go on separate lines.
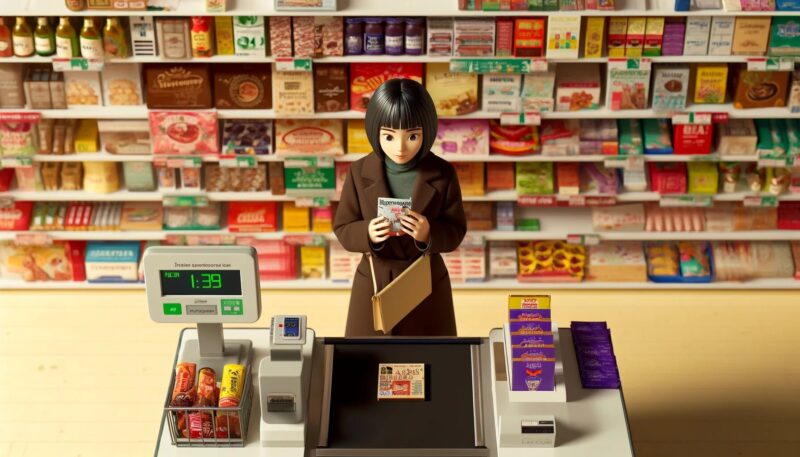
top-left (384, 154), bottom-right (421, 199)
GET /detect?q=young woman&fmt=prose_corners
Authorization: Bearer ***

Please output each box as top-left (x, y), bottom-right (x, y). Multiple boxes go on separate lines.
top-left (333, 78), bottom-right (467, 337)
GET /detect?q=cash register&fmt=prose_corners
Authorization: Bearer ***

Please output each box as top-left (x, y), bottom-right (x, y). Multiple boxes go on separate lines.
top-left (148, 246), bottom-right (634, 457)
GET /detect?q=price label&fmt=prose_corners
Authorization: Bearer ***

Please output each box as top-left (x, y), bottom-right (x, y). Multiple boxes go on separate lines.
top-left (603, 156), bottom-right (644, 171)
top-left (659, 195), bottom-right (713, 207)
top-left (460, 233), bottom-right (486, 246)
top-left (52, 58), bottom-right (105, 72)
top-left (449, 58), bottom-right (533, 74)
top-left (690, 154), bottom-right (718, 162)
top-left (758, 157), bottom-right (790, 168)
top-left (0, 157), bottom-right (34, 168)
top-left (284, 234), bottom-right (327, 246)
top-left (499, 111), bottom-right (541, 126)
top-left (743, 195), bottom-right (779, 207)
top-left (746, 57), bottom-right (795, 72)
top-left (163, 195), bottom-right (209, 207)
top-left (294, 196), bottom-right (330, 208)
top-left (15, 233), bottom-right (53, 246)
top-left (566, 234), bottom-right (601, 246)
top-left (608, 57), bottom-right (652, 71)
top-left (517, 195), bottom-right (557, 207)
top-left (0, 112), bottom-right (41, 122)
top-left (672, 113), bottom-right (712, 125)
top-left (530, 58), bottom-right (548, 72)
top-left (155, 156), bottom-right (203, 168)
top-left (275, 57), bottom-right (312, 72)
top-left (219, 155), bottom-right (257, 168)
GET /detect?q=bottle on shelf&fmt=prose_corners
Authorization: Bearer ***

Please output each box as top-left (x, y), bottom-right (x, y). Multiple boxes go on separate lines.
top-left (34, 17), bottom-right (56, 57)
top-left (103, 18), bottom-right (129, 58)
top-left (79, 17), bottom-right (103, 59)
top-left (12, 17), bottom-right (34, 58)
top-left (190, 17), bottom-right (213, 58)
top-left (56, 17), bottom-right (80, 59)
top-left (0, 18), bottom-right (13, 58)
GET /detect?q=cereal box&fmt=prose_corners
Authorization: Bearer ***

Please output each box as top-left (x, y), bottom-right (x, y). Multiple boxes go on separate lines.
top-left (377, 363), bottom-right (425, 401)
top-left (625, 17), bottom-right (646, 57)
top-left (769, 17), bottom-right (800, 56)
top-left (346, 120), bottom-right (372, 154)
top-left (513, 18), bottom-right (545, 57)
top-left (545, 16), bottom-right (580, 59)
top-left (607, 17), bottom-right (628, 57)
top-left (643, 17), bottom-right (665, 56)
top-left (607, 59), bottom-right (651, 110)
top-left (425, 62), bottom-right (479, 116)
top-left (349, 63), bottom-right (423, 112)
top-left (555, 63), bottom-right (601, 111)
top-left (683, 16), bottom-right (711, 56)
top-left (275, 119), bottom-right (344, 156)
top-left (732, 17), bottom-right (771, 56)
top-left (651, 65), bottom-right (690, 112)
top-left (708, 17), bottom-right (735, 56)
top-left (694, 64), bottom-right (728, 104)
top-left (272, 70), bottom-right (314, 115)
top-left (64, 71), bottom-right (103, 107)
top-left (101, 63), bottom-right (143, 106)
top-left (149, 111), bottom-right (219, 155)
top-left (583, 17), bottom-right (605, 59)
top-left (431, 119), bottom-right (490, 156)
top-left (733, 70), bottom-right (790, 109)
top-left (233, 16), bottom-right (266, 57)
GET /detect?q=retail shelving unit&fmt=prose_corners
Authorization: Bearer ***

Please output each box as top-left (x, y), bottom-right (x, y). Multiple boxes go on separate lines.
top-left (1, 0), bottom-right (800, 289)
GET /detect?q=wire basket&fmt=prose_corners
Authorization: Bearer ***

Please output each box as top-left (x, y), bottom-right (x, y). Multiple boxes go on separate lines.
top-left (163, 368), bottom-right (253, 447)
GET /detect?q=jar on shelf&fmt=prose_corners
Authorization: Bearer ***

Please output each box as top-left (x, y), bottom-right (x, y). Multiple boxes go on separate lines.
top-left (385, 18), bottom-right (404, 55)
top-left (405, 17), bottom-right (425, 56)
top-left (345, 18), bottom-right (364, 55)
top-left (363, 18), bottom-right (385, 55)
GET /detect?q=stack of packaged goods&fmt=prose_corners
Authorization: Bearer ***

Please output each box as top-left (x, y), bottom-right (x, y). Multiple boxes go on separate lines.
top-left (570, 321), bottom-right (621, 389)
top-left (509, 295), bottom-right (555, 392)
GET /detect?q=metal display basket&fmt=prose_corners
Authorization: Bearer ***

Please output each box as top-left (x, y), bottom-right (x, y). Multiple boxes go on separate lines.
top-left (162, 368), bottom-right (253, 447)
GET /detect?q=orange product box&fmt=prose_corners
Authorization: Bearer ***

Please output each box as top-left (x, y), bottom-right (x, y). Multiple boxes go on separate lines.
top-left (486, 162), bottom-right (516, 191)
top-left (453, 162), bottom-right (486, 196)
top-left (513, 18), bottom-right (546, 57)
top-left (556, 162), bottom-right (580, 195)
top-left (227, 202), bottom-right (278, 232)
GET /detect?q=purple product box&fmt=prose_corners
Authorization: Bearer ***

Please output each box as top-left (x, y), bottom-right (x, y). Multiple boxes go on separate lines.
top-left (580, 367), bottom-right (621, 389)
top-left (571, 321), bottom-right (608, 331)
top-left (511, 333), bottom-right (555, 347)
top-left (577, 355), bottom-right (618, 371)
top-left (509, 321), bottom-right (553, 335)
top-left (509, 309), bottom-right (552, 322)
top-left (512, 347), bottom-right (557, 360)
top-left (662, 25), bottom-right (686, 56)
top-left (574, 342), bottom-right (615, 359)
top-left (512, 360), bottom-right (556, 391)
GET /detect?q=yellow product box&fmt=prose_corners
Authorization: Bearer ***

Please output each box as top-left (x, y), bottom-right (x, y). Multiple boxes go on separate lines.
top-left (282, 202), bottom-right (310, 232)
top-left (312, 207), bottom-right (333, 233)
top-left (607, 17), bottom-right (628, 57)
top-left (694, 64), bottom-right (729, 104)
top-left (687, 162), bottom-right (719, 194)
top-left (300, 245), bottom-right (327, 279)
top-left (82, 162), bottom-right (120, 194)
top-left (731, 17), bottom-right (771, 56)
top-left (508, 295), bottom-right (551, 310)
top-left (625, 17), bottom-right (646, 57)
top-left (583, 17), bottom-right (605, 59)
top-left (214, 16), bottom-right (235, 55)
top-left (347, 119), bottom-right (373, 154)
top-left (425, 62), bottom-right (479, 116)
top-left (74, 119), bottom-right (99, 153)
top-left (644, 17), bottom-right (665, 57)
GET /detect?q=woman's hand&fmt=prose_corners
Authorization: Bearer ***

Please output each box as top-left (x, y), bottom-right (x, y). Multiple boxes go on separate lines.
top-left (400, 210), bottom-right (430, 243)
top-left (368, 216), bottom-right (391, 244)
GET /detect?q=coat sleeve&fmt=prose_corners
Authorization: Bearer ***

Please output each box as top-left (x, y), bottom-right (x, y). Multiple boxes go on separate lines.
top-left (333, 166), bottom-right (373, 253)
top-left (428, 167), bottom-right (467, 254)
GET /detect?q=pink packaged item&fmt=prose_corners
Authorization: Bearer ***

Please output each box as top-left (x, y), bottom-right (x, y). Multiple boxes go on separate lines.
top-left (431, 119), bottom-right (490, 156)
top-left (581, 163), bottom-right (620, 194)
top-left (645, 204), bottom-right (705, 232)
top-left (149, 111), bottom-right (219, 155)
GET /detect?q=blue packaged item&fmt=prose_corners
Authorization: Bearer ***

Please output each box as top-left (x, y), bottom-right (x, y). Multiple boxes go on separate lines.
top-left (646, 241), bottom-right (714, 283)
top-left (777, 0), bottom-right (800, 10)
top-left (643, 119), bottom-right (674, 154)
top-left (674, 0), bottom-right (691, 10)
top-left (85, 241), bottom-right (141, 283)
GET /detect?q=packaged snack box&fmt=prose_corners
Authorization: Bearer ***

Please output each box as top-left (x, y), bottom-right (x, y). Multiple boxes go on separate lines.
top-left (350, 63), bottom-right (423, 112)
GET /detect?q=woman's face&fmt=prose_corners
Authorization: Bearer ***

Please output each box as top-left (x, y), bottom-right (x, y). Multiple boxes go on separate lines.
top-left (380, 127), bottom-right (423, 165)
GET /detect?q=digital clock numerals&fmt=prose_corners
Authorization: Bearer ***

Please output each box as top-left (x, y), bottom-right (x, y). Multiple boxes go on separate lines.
top-left (190, 273), bottom-right (222, 289)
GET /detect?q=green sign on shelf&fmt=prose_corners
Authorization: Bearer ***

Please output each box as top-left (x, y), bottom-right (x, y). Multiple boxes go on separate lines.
top-left (284, 156), bottom-right (335, 195)
top-left (0, 157), bottom-right (33, 168)
top-left (219, 155), bottom-right (257, 168)
top-left (52, 57), bottom-right (104, 72)
top-left (659, 195), bottom-right (713, 208)
top-left (743, 195), bottom-right (779, 208)
top-left (163, 195), bottom-right (209, 207)
top-left (449, 58), bottom-right (533, 74)
top-left (275, 58), bottom-right (312, 72)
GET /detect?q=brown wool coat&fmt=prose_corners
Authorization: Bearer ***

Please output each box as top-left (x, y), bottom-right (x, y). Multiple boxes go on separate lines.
top-left (333, 151), bottom-right (467, 337)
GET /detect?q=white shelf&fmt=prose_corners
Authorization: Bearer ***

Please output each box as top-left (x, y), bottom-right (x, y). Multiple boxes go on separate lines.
top-left (1, 189), bottom-right (296, 202)
top-left (8, 0), bottom-right (800, 17)
top-left (0, 230), bottom-right (335, 241)
top-left (0, 277), bottom-right (797, 290)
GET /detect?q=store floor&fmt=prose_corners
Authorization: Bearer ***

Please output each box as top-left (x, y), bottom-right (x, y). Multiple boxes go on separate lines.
top-left (1, 289), bottom-right (799, 457)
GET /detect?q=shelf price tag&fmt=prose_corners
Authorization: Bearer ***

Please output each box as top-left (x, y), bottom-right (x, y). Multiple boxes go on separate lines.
top-left (52, 58), bottom-right (104, 72)
top-left (0, 157), bottom-right (34, 168)
top-left (219, 155), bottom-right (257, 168)
top-left (671, 113), bottom-right (712, 125)
top-left (517, 195), bottom-right (557, 207)
top-left (275, 57), bottom-right (312, 72)
top-left (499, 111), bottom-right (541, 126)
top-left (743, 195), bottom-right (779, 207)
top-left (747, 57), bottom-right (795, 72)
top-left (294, 196), bottom-right (330, 208)
top-left (15, 233), bottom-right (53, 246)
top-left (284, 234), bottom-right (327, 246)
top-left (659, 195), bottom-right (713, 207)
top-left (603, 155), bottom-right (644, 171)
top-left (163, 195), bottom-right (209, 207)
top-left (0, 112), bottom-right (41, 122)
top-left (156, 156), bottom-right (203, 168)
top-left (566, 234), bottom-right (600, 246)
top-left (690, 154), bottom-right (719, 162)
top-left (449, 58), bottom-right (533, 74)
top-left (568, 195), bottom-right (618, 207)
top-left (757, 156), bottom-right (790, 168)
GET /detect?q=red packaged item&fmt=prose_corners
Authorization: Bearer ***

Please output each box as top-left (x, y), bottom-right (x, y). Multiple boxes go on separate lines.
top-left (350, 63), bottom-right (423, 112)
top-left (778, 202), bottom-right (800, 230)
top-left (486, 162), bottom-right (515, 191)
top-left (0, 201), bottom-right (33, 230)
top-left (170, 362), bottom-right (197, 407)
top-left (495, 19), bottom-right (514, 56)
top-left (673, 123), bottom-right (712, 155)
top-left (65, 240), bottom-right (86, 282)
top-left (188, 367), bottom-right (217, 439)
top-left (489, 120), bottom-right (539, 155)
top-left (556, 163), bottom-right (580, 195)
top-left (227, 202), bottom-right (278, 232)
top-left (251, 239), bottom-right (297, 280)
top-left (648, 162), bottom-right (687, 194)
top-left (791, 241), bottom-right (800, 279)
top-left (0, 168), bottom-right (14, 191)
top-left (335, 162), bottom-right (351, 199)
top-left (513, 18), bottom-right (545, 57)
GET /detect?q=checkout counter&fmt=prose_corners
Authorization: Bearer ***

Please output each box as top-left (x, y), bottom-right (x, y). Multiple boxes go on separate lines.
top-left (145, 246), bottom-right (635, 457)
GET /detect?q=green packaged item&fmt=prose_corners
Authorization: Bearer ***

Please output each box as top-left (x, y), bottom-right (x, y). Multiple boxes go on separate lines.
top-left (0, 120), bottom-right (38, 157)
top-left (516, 218), bottom-right (541, 231)
top-left (528, 0), bottom-right (543, 10)
top-left (643, 119), bottom-right (673, 154)
top-left (541, 0), bottom-right (559, 10)
top-left (618, 119), bottom-right (644, 156)
top-left (769, 17), bottom-right (800, 56)
top-left (755, 119), bottom-right (774, 155)
top-left (516, 162), bottom-right (554, 195)
top-left (482, 0), bottom-right (501, 10)
top-left (122, 162), bottom-right (156, 192)
top-left (770, 119), bottom-right (789, 156)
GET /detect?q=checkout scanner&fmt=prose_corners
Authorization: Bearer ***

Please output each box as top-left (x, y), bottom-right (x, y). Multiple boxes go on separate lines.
top-left (146, 246), bottom-right (635, 457)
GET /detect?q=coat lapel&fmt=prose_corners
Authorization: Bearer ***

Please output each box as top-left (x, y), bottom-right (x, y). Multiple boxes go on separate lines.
top-left (410, 153), bottom-right (441, 215)
top-left (360, 153), bottom-right (391, 219)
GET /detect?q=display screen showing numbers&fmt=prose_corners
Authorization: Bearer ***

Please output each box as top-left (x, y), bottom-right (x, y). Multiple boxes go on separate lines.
top-left (159, 270), bottom-right (242, 296)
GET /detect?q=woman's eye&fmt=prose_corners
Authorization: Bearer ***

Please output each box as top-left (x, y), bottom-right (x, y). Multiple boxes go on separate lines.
top-left (409, 134), bottom-right (419, 141)
top-left (382, 134), bottom-right (394, 142)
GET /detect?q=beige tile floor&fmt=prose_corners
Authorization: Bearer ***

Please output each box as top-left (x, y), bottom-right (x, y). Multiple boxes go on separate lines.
top-left (1, 288), bottom-right (799, 456)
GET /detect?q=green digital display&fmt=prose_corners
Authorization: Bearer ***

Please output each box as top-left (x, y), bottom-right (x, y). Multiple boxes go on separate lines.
top-left (160, 270), bottom-right (242, 296)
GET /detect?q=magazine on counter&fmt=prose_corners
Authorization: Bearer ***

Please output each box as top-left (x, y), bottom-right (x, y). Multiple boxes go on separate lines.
top-left (377, 197), bottom-right (412, 236)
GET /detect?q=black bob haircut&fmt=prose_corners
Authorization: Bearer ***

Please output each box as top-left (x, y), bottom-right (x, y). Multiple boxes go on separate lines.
top-left (364, 78), bottom-right (438, 158)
